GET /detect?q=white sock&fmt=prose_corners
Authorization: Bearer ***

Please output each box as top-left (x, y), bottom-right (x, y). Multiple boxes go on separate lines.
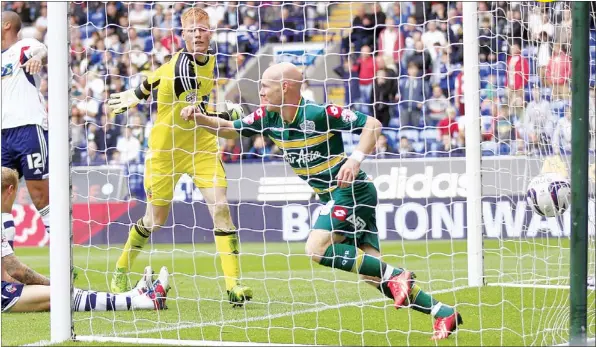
top-left (72, 288), bottom-right (155, 311)
top-left (72, 288), bottom-right (132, 311)
top-left (38, 205), bottom-right (50, 233)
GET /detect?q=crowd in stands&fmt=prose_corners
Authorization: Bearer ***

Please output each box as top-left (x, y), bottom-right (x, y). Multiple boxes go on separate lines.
top-left (7, 1), bottom-right (596, 181)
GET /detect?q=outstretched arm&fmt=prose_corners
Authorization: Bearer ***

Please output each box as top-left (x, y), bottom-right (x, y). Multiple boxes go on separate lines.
top-left (336, 116), bottom-right (383, 188)
top-left (181, 106), bottom-right (240, 139)
top-left (2, 254), bottom-right (50, 286)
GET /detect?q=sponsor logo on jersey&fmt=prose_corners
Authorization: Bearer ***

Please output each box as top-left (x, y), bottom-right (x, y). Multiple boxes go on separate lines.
top-left (1, 63), bottom-right (14, 78)
top-left (299, 120), bottom-right (316, 133)
top-left (325, 105), bottom-right (342, 119)
top-left (146, 188), bottom-right (153, 200)
top-left (341, 109), bottom-right (357, 123)
top-left (242, 107), bottom-right (265, 125)
top-left (185, 91), bottom-right (197, 104)
top-left (4, 284), bottom-right (16, 294)
top-left (283, 149), bottom-right (322, 167)
top-left (332, 206), bottom-right (348, 221)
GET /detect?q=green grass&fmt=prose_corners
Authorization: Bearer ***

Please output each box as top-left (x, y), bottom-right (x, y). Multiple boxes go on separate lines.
top-left (2, 239), bottom-right (594, 346)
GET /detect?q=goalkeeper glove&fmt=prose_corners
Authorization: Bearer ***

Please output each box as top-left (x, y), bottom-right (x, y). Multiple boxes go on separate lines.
top-left (225, 100), bottom-right (245, 121)
top-left (108, 89), bottom-right (141, 114)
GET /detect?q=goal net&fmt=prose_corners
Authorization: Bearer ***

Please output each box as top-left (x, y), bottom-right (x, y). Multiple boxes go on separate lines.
top-left (4, 1), bottom-right (595, 346)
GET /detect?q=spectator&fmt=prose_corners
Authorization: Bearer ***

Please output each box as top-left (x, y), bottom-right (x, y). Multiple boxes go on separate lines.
top-left (80, 141), bottom-right (107, 166)
top-left (375, 55), bottom-right (398, 98)
top-left (386, 2), bottom-right (408, 25)
top-left (236, 15), bottom-right (259, 54)
top-left (428, 42), bottom-right (445, 85)
top-left (506, 43), bottom-right (529, 110)
top-left (34, 4), bottom-right (47, 36)
top-left (498, 10), bottom-right (523, 44)
top-left (397, 136), bottom-right (415, 157)
top-left (126, 28), bottom-right (145, 52)
top-left (481, 74), bottom-right (497, 100)
top-left (374, 134), bottom-right (396, 159)
top-left (532, 12), bottom-right (554, 41)
top-left (397, 63), bottom-right (428, 127)
top-left (491, 105), bottom-right (519, 154)
top-left (223, 1), bottom-right (242, 29)
top-left (536, 31), bottom-right (551, 86)
top-left (116, 127), bottom-right (142, 164)
top-left (523, 86), bottom-right (556, 155)
top-left (371, 2), bottom-right (386, 42)
top-left (352, 45), bottom-right (375, 114)
top-left (478, 17), bottom-right (496, 63)
top-left (546, 43), bottom-right (571, 100)
top-left (278, 8), bottom-right (297, 43)
top-left (555, 9), bottom-right (571, 46)
top-left (421, 20), bottom-right (446, 51)
top-left (552, 109), bottom-right (572, 155)
top-left (426, 85), bottom-right (450, 124)
top-left (408, 40), bottom-right (432, 75)
top-left (98, 115), bottom-right (120, 157)
top-left (204, 1), bottom-right (225, 29)
top-left (373, 69), bottom-right (394, 127)
top-left (245, 136), bottom-right (272, 161)
top-left (128, 3), bottom-right (151, 30)
top-left (437, 107), bottom-right (459, 140)
top-left (221, 138), bottom-right (242, 163)
top-left (152, 4), bottom-right (166, 28)
top-left (378, 17), bottom-right (404, 63)
top-left (342, 5), bottom-right (375, 53)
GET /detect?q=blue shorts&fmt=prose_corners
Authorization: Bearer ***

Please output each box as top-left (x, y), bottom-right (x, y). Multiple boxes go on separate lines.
top-left (1, 281), bottom-right (24, 312)
top-left (1, 125), bottom-right (49, 180)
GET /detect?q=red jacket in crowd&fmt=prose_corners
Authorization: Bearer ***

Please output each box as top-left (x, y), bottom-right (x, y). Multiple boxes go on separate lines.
top-left (506, 54), bottom-right (529, 90)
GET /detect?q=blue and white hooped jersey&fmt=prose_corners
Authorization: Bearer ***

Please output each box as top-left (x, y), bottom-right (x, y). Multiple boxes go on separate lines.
top-left (1, 213), bottom-right (15, 258)
top-left (1, 38), bottom-right (48, 130)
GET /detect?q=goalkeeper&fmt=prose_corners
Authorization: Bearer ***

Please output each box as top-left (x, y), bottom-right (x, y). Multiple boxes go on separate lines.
top-left (107, 8), bottom-right (251, 305)
top-left (181, 62), bottom-right (462, 340)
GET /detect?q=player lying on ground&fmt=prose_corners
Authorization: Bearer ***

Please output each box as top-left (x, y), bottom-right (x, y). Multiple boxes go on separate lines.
top-left (1, 11), bottom-right (51, 236)
top-left (107, 8), bottom-right (251, 305)
top-left (181, 62), bottom-right (463, 340)
top-left (0, 167), bottom-right (170, 313)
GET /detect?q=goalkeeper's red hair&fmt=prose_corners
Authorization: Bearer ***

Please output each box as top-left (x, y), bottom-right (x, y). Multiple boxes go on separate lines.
top-left (1, 167), bottom-right (19, 213)
top-left (181, 7), bottom-right (212, 54)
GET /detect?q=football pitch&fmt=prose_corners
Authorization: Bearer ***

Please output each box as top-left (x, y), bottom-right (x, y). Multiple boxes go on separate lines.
top-left (2, 239), bottom-right (594, 346)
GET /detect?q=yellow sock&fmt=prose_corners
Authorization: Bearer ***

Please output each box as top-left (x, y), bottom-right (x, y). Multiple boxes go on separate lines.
top-left (116, 219), bottom-right (151, 271)
top-left (214, 229), bottom-right (240, 291)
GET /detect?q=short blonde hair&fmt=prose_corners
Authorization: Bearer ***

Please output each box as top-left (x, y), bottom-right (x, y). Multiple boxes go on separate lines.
top-left (1, 167), bottom-right (18, 193)
top-left (181, 7), bottom-right (210, 28)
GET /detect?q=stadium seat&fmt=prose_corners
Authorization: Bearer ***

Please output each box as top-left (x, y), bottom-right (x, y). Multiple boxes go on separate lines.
top-left (397, 129), bottom-right (420, 142)
top-left (419, 128), bottom-right (439, 141)
top-left (412, 141), bottom-right (426, 153)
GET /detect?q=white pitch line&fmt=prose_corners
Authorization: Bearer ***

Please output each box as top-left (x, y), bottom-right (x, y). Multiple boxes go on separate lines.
top-left (100, 285), bottom-right (471, 338)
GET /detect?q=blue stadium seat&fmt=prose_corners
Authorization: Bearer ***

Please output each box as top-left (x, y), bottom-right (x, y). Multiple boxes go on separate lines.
top-left (419, 128), bottom-right (439, 141)
top-left (481, 141), bottom-right (499, 155)
top-left (397, 129), bottom-right (420, 142)
top-left (412, 141), bottom-right (426, 153)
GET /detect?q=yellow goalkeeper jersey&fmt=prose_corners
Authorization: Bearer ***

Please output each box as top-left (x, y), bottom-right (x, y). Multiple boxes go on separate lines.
top-left (143, 49), bottom-right (216, 158)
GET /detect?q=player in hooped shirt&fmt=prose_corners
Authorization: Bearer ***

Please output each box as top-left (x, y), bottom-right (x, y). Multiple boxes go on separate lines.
top-left (1, 11), bottom-right (50, 236)
top-left (1, 167), bottom-right (171, 313)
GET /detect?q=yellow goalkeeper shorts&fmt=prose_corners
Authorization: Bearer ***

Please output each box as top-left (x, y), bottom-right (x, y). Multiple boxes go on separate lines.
top-left (144, 152), bottom-right (227, 206)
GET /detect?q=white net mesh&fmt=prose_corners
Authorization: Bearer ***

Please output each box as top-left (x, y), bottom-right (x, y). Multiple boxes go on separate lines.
top-left (2, 1), bottom-right (595, 346)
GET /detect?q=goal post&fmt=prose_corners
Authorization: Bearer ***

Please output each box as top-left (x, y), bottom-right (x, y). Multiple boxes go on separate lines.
top-left (47, 1), bottom-right (73, 344)
top-left (462, 1), bottom-right (484, 288)
top-left (570, 2), bottom-right (590, 345)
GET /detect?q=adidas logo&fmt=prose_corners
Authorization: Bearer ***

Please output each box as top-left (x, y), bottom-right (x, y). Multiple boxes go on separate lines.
top-left (34, 169), bottom-right (42, 175)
